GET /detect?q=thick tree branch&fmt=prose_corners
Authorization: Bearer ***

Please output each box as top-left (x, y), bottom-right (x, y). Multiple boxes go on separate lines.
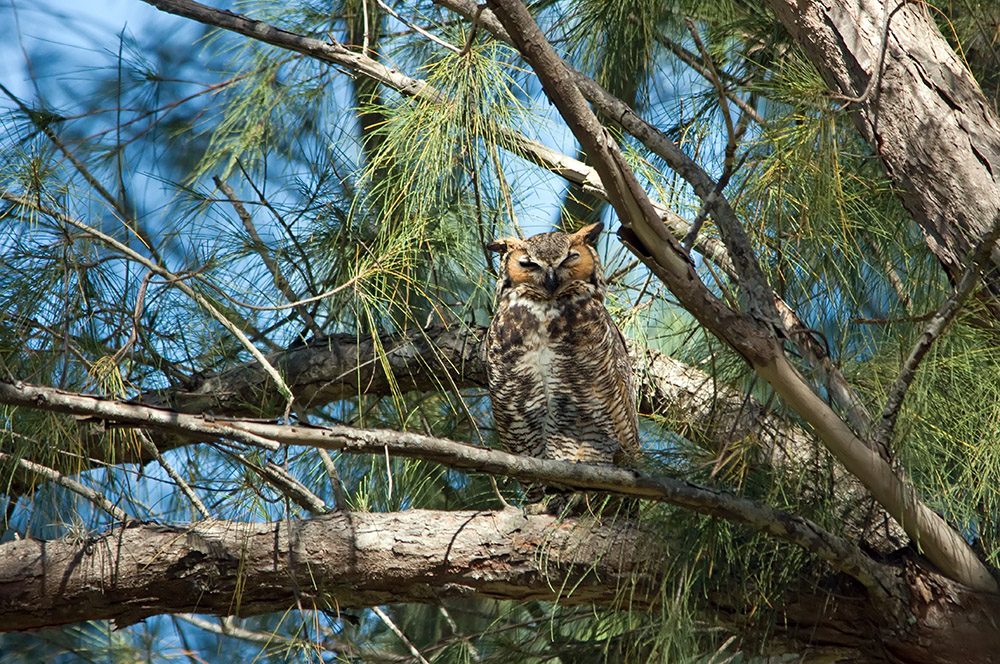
top-left (3, 499), bottom-right (998, 661)
top-left (0, 509), bottom-right (650, 630)
top-left (0, 379), bottom-right (895, 596)
top-left (484, 0), bottom-right (997, 592)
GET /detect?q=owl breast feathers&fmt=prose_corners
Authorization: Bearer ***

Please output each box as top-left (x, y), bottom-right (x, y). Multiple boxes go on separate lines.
top-left (485, 222), bottom-right (638, 466)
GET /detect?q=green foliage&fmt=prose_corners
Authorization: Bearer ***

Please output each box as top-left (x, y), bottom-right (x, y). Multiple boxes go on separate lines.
top-left (3, 0), bottom-right (1000, 661)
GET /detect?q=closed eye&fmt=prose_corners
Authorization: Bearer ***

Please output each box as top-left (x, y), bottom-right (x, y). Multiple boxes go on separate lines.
top-left (560, 251), bottom-right (580, 266)
top-left (518, 256), bottom-right (539, 268)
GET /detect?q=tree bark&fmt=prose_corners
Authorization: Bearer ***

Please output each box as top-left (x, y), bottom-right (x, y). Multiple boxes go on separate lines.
top-left (0, 379), bottom-right (887, 592)
top-left (764, 0), bottom-right (1000, 295)
top-left (1, 507), bottom-right (999, 664)
top-left (0, 510), bottom-right (650, 630)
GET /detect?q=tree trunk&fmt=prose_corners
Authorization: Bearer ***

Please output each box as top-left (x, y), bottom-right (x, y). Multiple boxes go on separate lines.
top-left (764, 0), bottom-right (1000, 294)
top-left (0, 510), bottom-right (650, 630)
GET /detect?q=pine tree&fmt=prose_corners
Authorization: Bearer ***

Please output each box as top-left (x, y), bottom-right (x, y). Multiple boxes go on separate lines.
top-left (2, 1), bottom-right (1000, 662)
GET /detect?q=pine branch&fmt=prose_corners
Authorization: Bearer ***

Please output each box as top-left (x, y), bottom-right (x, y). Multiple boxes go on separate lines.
top-left (214, 175), bottom-right (325, 340)
top-left (0, 453), bottom-right (131, 523)
top-left (0, 193), bottom-right (296, 421)
top-left (875, 212), bottom-right (1000, 448)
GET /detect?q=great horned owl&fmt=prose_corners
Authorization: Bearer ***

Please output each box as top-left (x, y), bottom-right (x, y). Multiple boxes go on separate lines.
top-left (485, 222), bottom-right (638, 476)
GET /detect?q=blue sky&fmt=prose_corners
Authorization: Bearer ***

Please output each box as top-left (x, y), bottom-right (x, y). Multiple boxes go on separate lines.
top-left (2, 1), bottom-right (168, 102)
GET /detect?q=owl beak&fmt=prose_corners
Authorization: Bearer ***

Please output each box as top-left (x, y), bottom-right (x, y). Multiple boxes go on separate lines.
top-left (543, 267), bottom-right (559, 294)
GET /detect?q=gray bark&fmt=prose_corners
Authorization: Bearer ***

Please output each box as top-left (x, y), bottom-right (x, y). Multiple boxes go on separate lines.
top-left (0, 510), bottom-right (649, 631)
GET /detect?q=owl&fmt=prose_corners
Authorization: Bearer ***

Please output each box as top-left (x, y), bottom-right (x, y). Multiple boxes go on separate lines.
top-left (485, 222), bottom-right (638, 486)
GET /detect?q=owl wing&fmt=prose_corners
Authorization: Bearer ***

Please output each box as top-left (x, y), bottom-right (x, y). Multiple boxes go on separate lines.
top-left (607, 309), bottom-right (640, 460)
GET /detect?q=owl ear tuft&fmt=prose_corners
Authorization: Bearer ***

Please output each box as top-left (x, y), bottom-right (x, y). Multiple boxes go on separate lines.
top-left (487, 238), bottom-right (520, 254)
top-left (574, 222), bottom-right (604, 245)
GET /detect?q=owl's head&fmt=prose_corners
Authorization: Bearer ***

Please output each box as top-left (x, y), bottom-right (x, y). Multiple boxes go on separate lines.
top-left (488, 222), bottom-right (606, 300)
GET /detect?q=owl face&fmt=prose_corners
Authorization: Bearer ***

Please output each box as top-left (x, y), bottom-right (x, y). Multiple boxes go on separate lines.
top-left (488, 222), bottom-right (605, 300)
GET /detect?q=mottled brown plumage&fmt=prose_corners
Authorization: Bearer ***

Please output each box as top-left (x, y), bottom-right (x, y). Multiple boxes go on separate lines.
top-left (485, 222), bottom-right (638, 474)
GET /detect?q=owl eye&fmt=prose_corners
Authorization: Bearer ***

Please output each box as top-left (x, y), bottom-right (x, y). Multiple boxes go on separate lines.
top-left (560, 251), bottom-right (581, 265)
top-left (518, 256), bottom-right (539, 269)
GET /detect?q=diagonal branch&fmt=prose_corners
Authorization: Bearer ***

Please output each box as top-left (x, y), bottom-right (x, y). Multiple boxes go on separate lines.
top-left (0, 379), bottom-right (896, 597)
top-left (0, 453), bottom-right (131, 522)
top-left (484, 0), bottom-right (997, 593)
top-left (214, 175), bottom-right (325, 340)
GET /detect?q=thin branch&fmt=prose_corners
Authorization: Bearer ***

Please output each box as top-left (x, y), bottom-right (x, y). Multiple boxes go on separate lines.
top-left (438, 605), bottom-right (481, 662)
top-left (362, 0), bottom-right (372, 55)
top-left (372, 607), bottom-right (432, 664)
top-left (138, 431), bottom-right (211, 519)
top-left (457, 2), bottom-right (485, 56)
top-left (214, 176), bottom-right (325, 339)
top-left (374, 0), bottom-right (460, 54)
top-left (874, 211), bottom-right (1000, 448)
top-left (647, 29), bottom-right (764, 125)
top-left (199, 268), bottom-right (370, 312)
top-left (316, 448), bottom-right (350, 510)
top-left (259, 460), bottom-right (331, 514)
top-left (177, 614), bottom-right (303, 648)
top-left (0, 193), bottom-right (296, 419)
top-left (111, 271), bottom-right (153, 363)
top-left (686, 18), bottom-right (737, 170)
top-left (833, 0), bottom-right (902, 111)
top-left (0, 453), bottom-right (131, 522)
